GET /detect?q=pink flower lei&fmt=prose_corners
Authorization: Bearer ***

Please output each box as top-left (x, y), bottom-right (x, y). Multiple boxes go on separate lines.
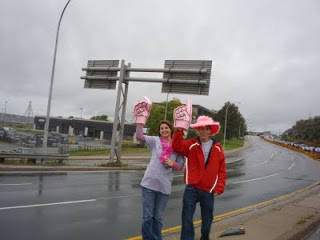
top-left (159, 137), bottom-right (173, 164)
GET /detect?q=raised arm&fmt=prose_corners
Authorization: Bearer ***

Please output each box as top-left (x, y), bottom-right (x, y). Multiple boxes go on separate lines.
top-left (172, 129), bottom-right (190, 156)
top-left (136, 123), bottom-right (146, 142)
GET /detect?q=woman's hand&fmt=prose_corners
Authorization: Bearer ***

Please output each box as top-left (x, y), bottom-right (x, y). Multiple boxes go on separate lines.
top-left (164, 158), bottom-right (174, 167)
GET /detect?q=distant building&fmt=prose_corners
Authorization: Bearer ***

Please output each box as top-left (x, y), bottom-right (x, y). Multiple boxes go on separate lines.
top-left (192, 104), bottom-right (217, 120)
top-left (34, 116), bottom-right (136, 141)
top-left (34, 103), bottom-right (215, 141)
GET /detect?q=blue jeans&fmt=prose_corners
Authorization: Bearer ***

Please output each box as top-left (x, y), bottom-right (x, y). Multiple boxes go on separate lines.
top-left (180, 185), bottom-right (214, 240)
top-left (141, 186), bottom-right (170, 240)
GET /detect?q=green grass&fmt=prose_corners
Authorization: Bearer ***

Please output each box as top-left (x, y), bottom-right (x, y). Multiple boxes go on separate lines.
top-left (68, 147), bottom-right (149, 156)
top-left (0, 123), bottom-right (34, 129)
top-left (99, 162), bottom-right (128, 167)
top-left (69, 149), bottom-right (110, 156)
top-left (1, 160), bottom-right (65, 166)
top-left (0, 123), bottom-right (43, 134)
top-left (69, 139), bottom-right (243, 156)
top-left (223, 139), bottom-right (244, 151)
top-left (297, 214), bottom-right (314, 224)
top-left (15, 128), bottom-right (44, 134)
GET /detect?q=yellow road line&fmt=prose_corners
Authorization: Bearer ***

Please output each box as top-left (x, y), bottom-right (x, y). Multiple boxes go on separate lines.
top-left (126, 180), bottom-right (320, 240)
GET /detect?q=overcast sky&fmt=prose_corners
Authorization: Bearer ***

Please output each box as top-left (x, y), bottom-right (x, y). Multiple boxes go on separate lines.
top-left (1, 0), bottom-right (319, 133)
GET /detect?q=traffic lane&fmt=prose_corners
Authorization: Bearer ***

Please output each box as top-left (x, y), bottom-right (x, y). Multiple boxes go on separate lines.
top-left (0, 171), bottom-right (185, 239)
top-left (216, 171), bottom-right (318, 214)
top-left (0, 170), bottom-right (186, 209)
top-left (129, 146), bottom-right (320, 237)
top-left (0, 175), bottom-right (186, 240)
top-left (215, 136), bottom-right (320, 215)
top-left (227, 136), bottom-right (319, 183)
top-left (0, 171), bottom-right (147, 207)
top-left (0, 196), bottom-right (142, 240)
top-left (1, 174), bottom-right (316, 240)
top-left (219, 162), bottom-right (320, 215)
top-left (0, 191), bottom-right (184, 240)
top-left (1, 135), bottom-right (319, 239)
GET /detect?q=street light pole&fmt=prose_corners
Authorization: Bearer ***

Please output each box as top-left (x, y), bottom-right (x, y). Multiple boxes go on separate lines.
top-left (43, 0), bottom-right (72, 153)
top-left (80, 108), bottom-right (83, 119)
top-left (164, 92), bottom-right (169, 120)
top-left (223, 104), bottom-right (230, 149)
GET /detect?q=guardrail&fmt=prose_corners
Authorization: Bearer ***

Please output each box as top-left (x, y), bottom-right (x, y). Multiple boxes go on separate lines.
top-left (0, 153), bottom-right (69, 164)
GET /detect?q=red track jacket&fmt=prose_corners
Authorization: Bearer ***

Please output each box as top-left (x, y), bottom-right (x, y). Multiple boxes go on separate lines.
top-left (172, 130), bottom-right (226, 195)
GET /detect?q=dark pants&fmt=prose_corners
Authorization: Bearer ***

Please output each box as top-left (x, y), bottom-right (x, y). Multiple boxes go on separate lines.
top-left (180, 185), bottom-right (214, 240)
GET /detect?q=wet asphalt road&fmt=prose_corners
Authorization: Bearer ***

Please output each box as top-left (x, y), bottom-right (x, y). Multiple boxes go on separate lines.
top-left (0, 136), bottom-right (320, 240)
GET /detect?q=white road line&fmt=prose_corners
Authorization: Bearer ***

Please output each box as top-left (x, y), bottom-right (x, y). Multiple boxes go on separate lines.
top-left (99, 194), bottom-right (140, 200)
top-left (232, 173), bottom-right (279, 184)
top-left (173, 175), bottom-right (184, 178)
top-left (227, 158), bottom-right (245, 164)
top-left (290, 155), bottom-right (294, 160)
top-left (0, 199), bottom-right (96, 211)
top-left (0, 183), bottom-right (32, 186)
top-left (253, 160), bottom-right (268, 167)
top-left (288, 162), bottom-right (295, 170)
top-left (240, 160), bottom-right (268, 170)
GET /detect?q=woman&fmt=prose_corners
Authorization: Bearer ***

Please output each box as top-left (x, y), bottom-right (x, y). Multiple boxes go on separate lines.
top-left (136, 120), bottom-right (184, 240)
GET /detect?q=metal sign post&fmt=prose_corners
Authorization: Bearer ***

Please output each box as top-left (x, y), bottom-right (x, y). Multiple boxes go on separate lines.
top-left (109, 61), bottom-right (131, 164)
top-left (81, 60), bottom-right (213, 164)
top-left (116, 63), bottom-right (131, 161)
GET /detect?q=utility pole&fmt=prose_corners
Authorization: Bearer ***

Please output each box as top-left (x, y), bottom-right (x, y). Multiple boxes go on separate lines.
top-left (164, 92), bottom-right (170, 120)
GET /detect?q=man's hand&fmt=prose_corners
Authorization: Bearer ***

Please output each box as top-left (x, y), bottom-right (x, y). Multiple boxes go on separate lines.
top-left (173, 98), bottom-right (192, 129)
top-left (134, 96), bottom-right (152, 124)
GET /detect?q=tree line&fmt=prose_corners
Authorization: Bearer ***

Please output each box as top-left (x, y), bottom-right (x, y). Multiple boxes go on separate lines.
top-left (146, 99), bottom-right (247, 142)
top-left (282, 116), bottom-right (320, 146)
top-left (71, 99), bottom-right (248, 142)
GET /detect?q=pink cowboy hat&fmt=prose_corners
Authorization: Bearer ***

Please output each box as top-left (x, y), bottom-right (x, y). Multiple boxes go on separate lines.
top-left (190, 116), bottom-right (220, 135)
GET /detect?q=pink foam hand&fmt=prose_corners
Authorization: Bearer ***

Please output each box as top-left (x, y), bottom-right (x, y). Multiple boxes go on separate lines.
top-left (173, 98), bottom-right (193, 129)
top-left (134, 96), bottom-right (152, 124)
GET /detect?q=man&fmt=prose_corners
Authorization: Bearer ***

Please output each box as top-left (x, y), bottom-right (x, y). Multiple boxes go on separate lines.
top-left (172, 101), bottom-right (226, 240)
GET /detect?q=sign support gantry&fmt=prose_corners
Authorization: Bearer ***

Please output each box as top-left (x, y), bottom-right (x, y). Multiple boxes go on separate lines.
top-left (81, 60), bottom-right (213, 164)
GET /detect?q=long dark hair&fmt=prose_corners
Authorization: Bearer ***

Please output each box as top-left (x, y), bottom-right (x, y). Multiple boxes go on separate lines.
top-left (158, 120), bottom-right (174, 138)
